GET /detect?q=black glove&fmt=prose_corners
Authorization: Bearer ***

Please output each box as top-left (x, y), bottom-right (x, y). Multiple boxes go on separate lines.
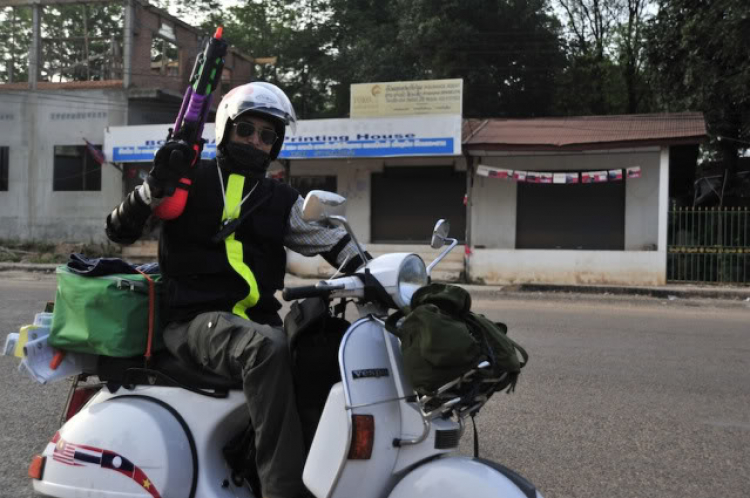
top-left (147, 140), bottom-right (195, 198)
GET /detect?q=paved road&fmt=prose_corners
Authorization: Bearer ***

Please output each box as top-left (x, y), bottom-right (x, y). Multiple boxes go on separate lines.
top-left (1, 271), bottom-right (748, 498)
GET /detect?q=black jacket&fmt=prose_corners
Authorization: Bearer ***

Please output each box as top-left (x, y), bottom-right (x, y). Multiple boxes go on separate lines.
top-left (159, 159), bottom-right (299, 326)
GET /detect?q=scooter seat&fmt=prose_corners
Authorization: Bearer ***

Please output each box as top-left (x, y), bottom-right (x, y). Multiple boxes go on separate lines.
top-left (96, 353), bottom-right (243, 392)
top-left (153, 353), bottom-right (243, 391)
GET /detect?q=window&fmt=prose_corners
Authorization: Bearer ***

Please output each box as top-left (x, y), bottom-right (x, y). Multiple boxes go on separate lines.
top-left (53, 145), bottom-right (101, 191)
top-left (151, 30), bottom-right (180, 77)
top-left (291, 175), bottom-right (337, 199)
top-left (0, 146), bottom-right (8, 191)
top-left (516, 180), bottom-right (625, 250)
top-left (221, 67), bottom-right (233, 94)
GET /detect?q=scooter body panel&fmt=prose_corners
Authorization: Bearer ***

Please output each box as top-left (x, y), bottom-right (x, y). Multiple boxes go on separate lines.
top-left (387, 456), bottom-right (543, 498)
top-left (305, 318), bottom-right (403, 498)
top-left (34, 386), bottom-right (253, 498)
top-left (339, 317), bottom-right (399, 407)
top-left (302, 382), bottom-right (350, 498)
top-left (34, 393), bottom-right (193, 498)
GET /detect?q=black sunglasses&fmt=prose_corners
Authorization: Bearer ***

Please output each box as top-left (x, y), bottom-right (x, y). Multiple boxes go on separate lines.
top-left (234, 122), bottom-right (278, 146)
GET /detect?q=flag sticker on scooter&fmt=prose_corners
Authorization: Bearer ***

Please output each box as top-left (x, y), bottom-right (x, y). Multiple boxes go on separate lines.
top-left (51, 437), bottom-right (162, 497)
top-left (352, 368), bottom-right (390, 379)
top-left (52, 440), bottom-right (82, 466)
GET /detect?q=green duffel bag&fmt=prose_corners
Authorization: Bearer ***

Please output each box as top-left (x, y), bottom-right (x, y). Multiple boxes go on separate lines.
top-left (48, 266), bottom-right (164, 357)
top-left (386, 283), bottom-right (528, 395)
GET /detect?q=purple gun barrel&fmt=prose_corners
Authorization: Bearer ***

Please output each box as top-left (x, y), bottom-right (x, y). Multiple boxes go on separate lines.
top-left (173, 86), bottom-right (193, 135)
top-left (197, 94), bottom-right (213, 143)
top-left (185, 92), bottom-right (209, 129)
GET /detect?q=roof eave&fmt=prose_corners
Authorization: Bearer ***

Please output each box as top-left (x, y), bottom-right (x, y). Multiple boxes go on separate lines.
top-left (463, 135), bottom-right (708, 153)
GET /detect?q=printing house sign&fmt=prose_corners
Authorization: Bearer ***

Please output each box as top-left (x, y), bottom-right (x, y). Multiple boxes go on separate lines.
top-left (104, 79), bottom-right (463, 162)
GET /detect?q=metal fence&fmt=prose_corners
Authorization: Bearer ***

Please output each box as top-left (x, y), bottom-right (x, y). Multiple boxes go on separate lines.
top-left (668, 207), bottom-right (750, 285)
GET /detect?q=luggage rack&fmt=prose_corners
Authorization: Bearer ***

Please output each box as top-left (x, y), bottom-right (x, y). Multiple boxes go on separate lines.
top-left (417, 361), bottom-right (507, 419)
top-left (394, 361), bottom-right (507, 448)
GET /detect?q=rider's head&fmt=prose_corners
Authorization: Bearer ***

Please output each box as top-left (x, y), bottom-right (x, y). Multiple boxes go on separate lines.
top-left (215, 81), bottom-right (297, 175)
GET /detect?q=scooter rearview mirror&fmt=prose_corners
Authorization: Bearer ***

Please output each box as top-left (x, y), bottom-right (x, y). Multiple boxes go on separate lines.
top-left (430, 219), bottom-right (450, 249)
top-left (302, 190), bottom-right (347, 222)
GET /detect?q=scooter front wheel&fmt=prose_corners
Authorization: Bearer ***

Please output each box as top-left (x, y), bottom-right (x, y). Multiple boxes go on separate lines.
top-left (388, 456), bottom-right (543, 498)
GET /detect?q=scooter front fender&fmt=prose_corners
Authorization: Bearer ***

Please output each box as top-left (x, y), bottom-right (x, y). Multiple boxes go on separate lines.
top-left (388, 456), bottom-right (542, 498)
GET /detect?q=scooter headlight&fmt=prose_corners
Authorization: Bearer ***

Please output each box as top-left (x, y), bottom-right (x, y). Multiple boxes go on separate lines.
top-left (396, 254), bottom-right (427, 309)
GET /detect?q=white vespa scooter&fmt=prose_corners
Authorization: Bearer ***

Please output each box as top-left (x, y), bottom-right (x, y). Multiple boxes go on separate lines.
top-left (28, 191), bottom-right (542, 498)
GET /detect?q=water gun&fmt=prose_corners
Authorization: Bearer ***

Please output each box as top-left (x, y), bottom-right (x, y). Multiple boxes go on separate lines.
top-left (153, 27), bottom-right (228, 220)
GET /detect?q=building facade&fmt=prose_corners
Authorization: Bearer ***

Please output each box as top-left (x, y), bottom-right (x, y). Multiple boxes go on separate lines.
top-left (463, 114), bottom-right (706, 286)
top-left (0, 0), bottom-right (253, 241)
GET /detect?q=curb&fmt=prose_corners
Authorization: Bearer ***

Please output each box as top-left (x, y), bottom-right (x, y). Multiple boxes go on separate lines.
top-left (3, 263), bottom-right (748, 301)
top-left (0, 263), bottom-right (58, 273)
top-left (284, 274), bottom-right (750, 302)
top-left (477, 283), bottom-right (750, 301)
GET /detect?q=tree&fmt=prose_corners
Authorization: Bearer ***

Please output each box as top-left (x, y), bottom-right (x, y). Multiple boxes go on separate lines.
top-left (617, 0), bottom-right (651, 113)
top-left (196, 0), bottom-right (337, 119)
top-left (37, 3), bottom-right (124, 82)
top-left (0, 6), bottom-right (33, 83)
top-left (328, 0), bottom-right (567, 118)
top-left (645, 0), bottom-right (750, 192)
top-left (556, 0), bottom-right (622, 114)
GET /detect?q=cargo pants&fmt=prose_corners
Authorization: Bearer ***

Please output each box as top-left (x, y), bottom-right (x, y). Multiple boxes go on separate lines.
top-left (163, 311), bottom-right (304, 498)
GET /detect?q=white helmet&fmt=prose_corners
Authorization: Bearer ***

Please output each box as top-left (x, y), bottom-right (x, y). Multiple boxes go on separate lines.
top-left (215, 81), bottom-right (297, 160)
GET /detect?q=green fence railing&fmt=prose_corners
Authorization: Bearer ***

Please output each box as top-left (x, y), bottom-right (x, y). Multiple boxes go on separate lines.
top-left (667, 207), bottom-right (750, 285)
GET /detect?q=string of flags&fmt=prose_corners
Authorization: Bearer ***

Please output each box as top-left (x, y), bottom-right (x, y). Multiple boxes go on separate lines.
top-left (476, 165), bottom-right (642, 183)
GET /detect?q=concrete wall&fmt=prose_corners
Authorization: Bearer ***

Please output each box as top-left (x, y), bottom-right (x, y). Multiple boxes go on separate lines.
top-left (286, 155), bottom-right (466, 245)
top-left (130, 3), bottom-right (200, 94)
top-left (470, 148), bottom-right (661, 250)
top-left (468, 249), bottom-right (666, 286)
top-left (467, 147), bottom-right (669, 285)
top-left (282, 155), bottom-right (466, 275)
top-left (130, 3), bottom-right (254, 97)
top-left (0, 89), bottom-right (127, 242)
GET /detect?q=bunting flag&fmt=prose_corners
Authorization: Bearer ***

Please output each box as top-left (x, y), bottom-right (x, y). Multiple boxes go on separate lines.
top-left (593, 170), bottom-right (609, 183)
top-left (477, 165), bottom-right (514, 179)
top-left (627, 166), bottom-right (642, 178)
top-left (477, 166), bottom-right (640, 184)
top-left (608, 169), bottom-right (623, 181)
top-left (83, 139), bottom-right (106, 165)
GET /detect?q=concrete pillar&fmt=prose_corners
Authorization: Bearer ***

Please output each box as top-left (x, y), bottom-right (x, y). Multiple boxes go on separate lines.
top-left (463, 153), bottom-right (474, 282)
top-left (28, 4), bottom-right (41, 89)
top-left (123, 0), bottom-right (134, 89)
top-left (657, 146), bottom-right (670, 284)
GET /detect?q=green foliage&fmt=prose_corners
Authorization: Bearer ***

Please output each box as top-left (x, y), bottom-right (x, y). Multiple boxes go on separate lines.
top-left (555, 0), bottom-right (656, 115)
top-left (645, 0), bottom-right (750, 174)
top-left (196, 0), bottom-right (339, 118)
top-left (394, 0), bottom-right (566, 117)
top-left (0, 6), bottom-right (32, 83)
top-left (39, 3), bottom-right (124, 82)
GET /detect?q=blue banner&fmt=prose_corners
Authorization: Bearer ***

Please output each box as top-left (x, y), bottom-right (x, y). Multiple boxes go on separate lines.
top-left (278, 138), bottom-right (454, 159)
top-left (113, 145), bottom-right (217, 162)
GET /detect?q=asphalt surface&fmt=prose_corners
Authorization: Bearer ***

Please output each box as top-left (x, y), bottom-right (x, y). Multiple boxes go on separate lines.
top-left (1, 271), bottom-right (749, 498)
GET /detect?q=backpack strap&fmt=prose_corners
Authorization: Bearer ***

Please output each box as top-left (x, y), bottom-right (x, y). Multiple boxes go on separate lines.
top-left (384, 310), bottom-right (404, 337)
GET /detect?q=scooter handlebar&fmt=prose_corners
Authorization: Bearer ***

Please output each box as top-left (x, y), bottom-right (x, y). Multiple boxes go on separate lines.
top-left (282, 282), bottom-right (345, 301)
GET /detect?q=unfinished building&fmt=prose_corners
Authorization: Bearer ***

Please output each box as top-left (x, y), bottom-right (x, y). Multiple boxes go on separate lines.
top-left (0, 0), bottom-right (254, 241)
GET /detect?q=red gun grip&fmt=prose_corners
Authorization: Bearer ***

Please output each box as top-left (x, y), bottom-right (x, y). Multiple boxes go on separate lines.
top-left (153, 178), bottom-right (193, 220)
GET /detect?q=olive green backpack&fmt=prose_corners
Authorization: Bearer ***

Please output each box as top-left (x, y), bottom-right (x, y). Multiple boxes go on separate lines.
top-left (386, 283), bottom-right (528, 395)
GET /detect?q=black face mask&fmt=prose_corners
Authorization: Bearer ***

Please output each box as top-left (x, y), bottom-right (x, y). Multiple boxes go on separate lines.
top-left (220, 141), bottom-right (272, 177)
